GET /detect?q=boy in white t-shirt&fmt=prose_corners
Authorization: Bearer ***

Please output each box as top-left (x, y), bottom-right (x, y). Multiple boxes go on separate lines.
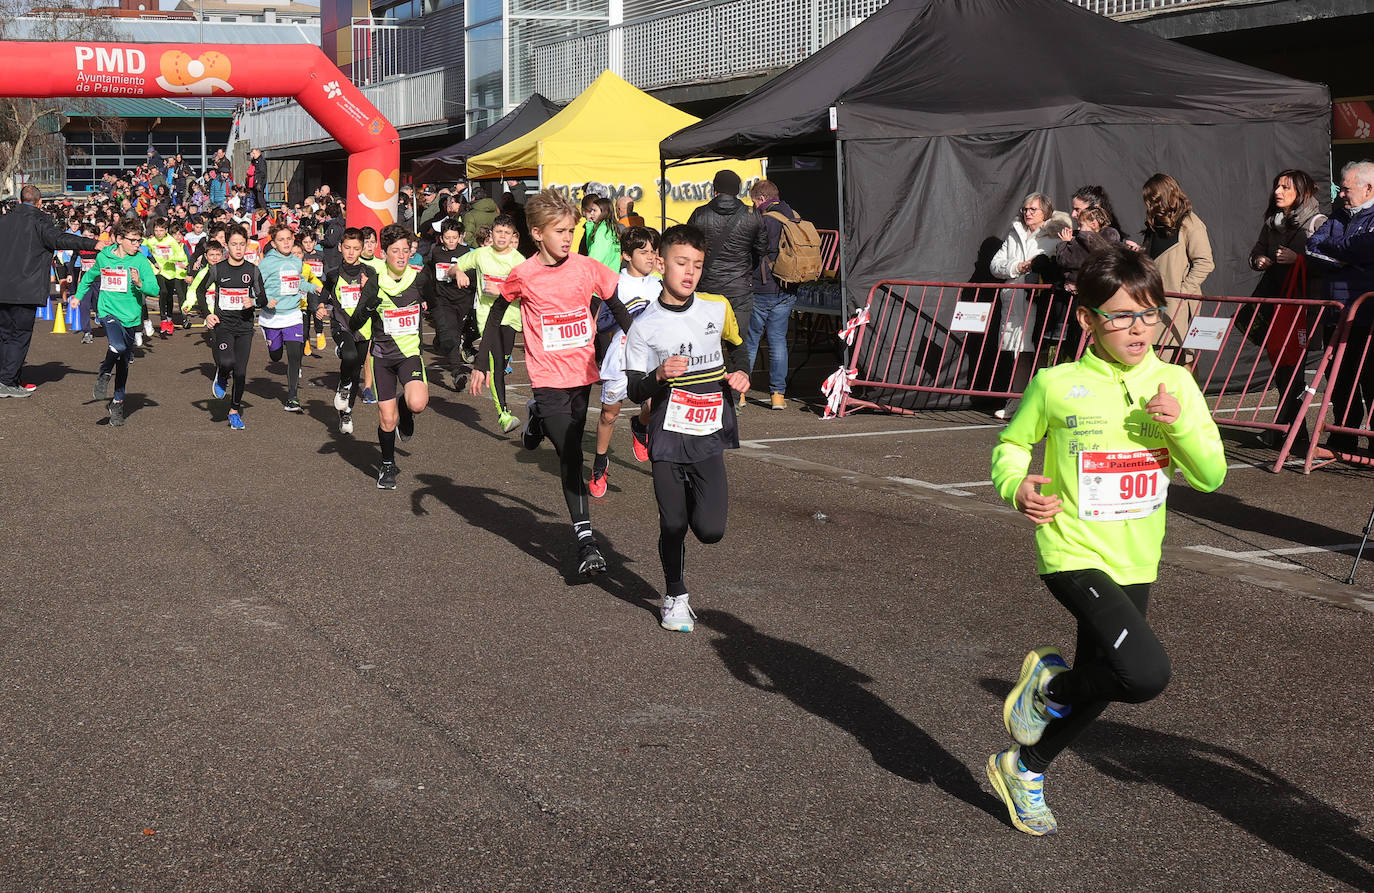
top-left (589, 226), bottom-right (661, 498)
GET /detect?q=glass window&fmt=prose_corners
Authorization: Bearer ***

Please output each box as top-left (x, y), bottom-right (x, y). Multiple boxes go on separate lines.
top-left (466, 18), bottom-right (502, 118)
top-left (466, 0), bottom-right (499, 25)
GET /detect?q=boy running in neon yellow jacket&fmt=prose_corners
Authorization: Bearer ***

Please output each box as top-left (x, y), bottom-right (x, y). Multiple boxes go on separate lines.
top-left (987, 245), bottom-right (1226, 837)
top-left (144, 218), bottom-right (188, 335)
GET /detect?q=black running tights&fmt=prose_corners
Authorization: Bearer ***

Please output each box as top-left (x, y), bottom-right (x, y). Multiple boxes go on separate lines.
top-left (211, 329), bottom-right (254, 412)
top-left (1020, 568), bottom-right (1171, 774)
top-left (652, 453), bottom-right (728, 597)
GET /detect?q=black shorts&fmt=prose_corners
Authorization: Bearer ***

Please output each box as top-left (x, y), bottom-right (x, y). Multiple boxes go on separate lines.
top-left (532, 384), bottom-right (591, 424)
top-left (372, 353), bottom-right (426, 402)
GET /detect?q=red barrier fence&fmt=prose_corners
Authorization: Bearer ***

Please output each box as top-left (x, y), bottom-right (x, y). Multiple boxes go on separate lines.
top-left (833, 278), bottom-right (1368, 474)
top-left (817, 229), bottom-right (839, 274)
top-left (1307, 291), bottom-right (1374, 472)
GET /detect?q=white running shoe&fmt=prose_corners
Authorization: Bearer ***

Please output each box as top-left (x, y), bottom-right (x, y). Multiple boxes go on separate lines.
top-left (339, 410), bottom-right (354, 435)
top-left (143, 319), bottom-right (154, 338)
top-left (134, 331), bottom-right (144, 348)
top-left (333, 386), bottom-right (350, 412)
top-left (660, 594), bottom-right (696, 633)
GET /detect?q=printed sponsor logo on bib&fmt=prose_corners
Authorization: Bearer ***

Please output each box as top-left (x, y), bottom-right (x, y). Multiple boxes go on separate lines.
top-left (482, 273), bottom-right (507, 296)
top-left (219, 287), bottom-right (249, 311)
top-left (279, 271), bottom-right (300, 296)
top-left (383, 305), bottom-right (420, 337)
top-left (100, 268), bottom-right (129, 292)
top-left (1078, 447), bottom-right (1170, 521)
top-left (541, 308), bottom-right (591, 352)
top-left (663, 389), bottom-right (724, 436)
top-left (339, 283), bottom-right (361, 310)
top-left (307, 260), bottom-right (324, 277)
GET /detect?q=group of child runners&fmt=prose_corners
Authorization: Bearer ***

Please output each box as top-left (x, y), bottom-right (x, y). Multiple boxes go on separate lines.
top-left (59, 186), bottom-right (1228, 837)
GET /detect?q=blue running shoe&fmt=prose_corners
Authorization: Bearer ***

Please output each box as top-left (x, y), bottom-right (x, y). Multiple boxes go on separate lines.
top-left (1004, 646), bottom-right (1068, 746)
top-left (212, 374), bottom-right (226, 400)
top-left (227, 411), bottom-right (246, 431)
top-left (362, 387), bottom-right (377, 405)
top-left (505, 358), bottom-right (514, 375)
top-left (986, 747), bottom-right (1057, 836)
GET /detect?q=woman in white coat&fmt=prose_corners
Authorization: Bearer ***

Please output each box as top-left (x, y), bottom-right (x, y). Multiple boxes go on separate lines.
top-left (989, 192), bottom-right (1063, 418)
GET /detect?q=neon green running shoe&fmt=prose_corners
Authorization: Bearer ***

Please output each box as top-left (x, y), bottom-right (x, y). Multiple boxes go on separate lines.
top-left (1003, 646), bottom-right (1068, 746)
top-left (986, 747), bottom-right (1058, 836)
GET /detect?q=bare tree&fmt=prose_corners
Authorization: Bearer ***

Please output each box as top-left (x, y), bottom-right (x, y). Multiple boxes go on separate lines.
top-left (0, 0), bottom-right (122, 192)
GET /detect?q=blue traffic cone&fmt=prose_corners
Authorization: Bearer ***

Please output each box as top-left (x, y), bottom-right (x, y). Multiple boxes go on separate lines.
top-left (36, 298), bottom-right (53, 322)
top-left (66, 301), bottom-right (83, 332)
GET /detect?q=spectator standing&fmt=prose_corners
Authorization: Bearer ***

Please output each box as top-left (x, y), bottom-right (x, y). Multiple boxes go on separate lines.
top-left (1140, 173), bottom-right (1214, 363)
top-left (0, 186), bottom-right (98, 396)
top-left (744, 179), bottom-right (798, 410)
top-left (1249, 168), bottom-right (1326, 450)
top-left (687, 170), bottom-right (767, 404)
top-left (990, 191), bottom-right (1061, 419)
top-left (207, 169), bottom-right (226, 209)
top-left (1307, 160), bottom-right (1374, 458)
top-left (246, 148), bottom-right (267, 212)
top-left (463, 187), bottom-right (499, 245)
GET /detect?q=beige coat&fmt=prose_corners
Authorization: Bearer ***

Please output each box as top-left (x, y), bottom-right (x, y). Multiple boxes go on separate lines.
top-left (1151, 212), bottom-right (1214, 361)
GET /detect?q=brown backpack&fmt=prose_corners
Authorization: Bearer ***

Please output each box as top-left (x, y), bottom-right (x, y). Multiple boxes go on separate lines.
top-left (765, 209), bottom-right (824, 286)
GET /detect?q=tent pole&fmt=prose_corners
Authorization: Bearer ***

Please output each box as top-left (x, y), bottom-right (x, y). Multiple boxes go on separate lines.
top-left (659, 156), bottom-right (667, 231)
top-left (835, 134), bottom-right (851, 370)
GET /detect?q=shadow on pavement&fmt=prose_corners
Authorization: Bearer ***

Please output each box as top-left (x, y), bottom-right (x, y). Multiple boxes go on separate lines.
top-left (1171, 488), bottom-right (1363, 550)
top-left (978, 677), bottom-right (1374, 886)
top-left (698, 608), bottom-right (997, 817)
top-left (408, 473), bottom-right (660, 613)
top-left (23, 359), bottom-right (86, 385)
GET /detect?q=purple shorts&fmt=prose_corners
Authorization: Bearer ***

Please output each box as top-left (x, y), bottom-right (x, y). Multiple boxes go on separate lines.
top-left (262, 324), bottom-right (304, 352)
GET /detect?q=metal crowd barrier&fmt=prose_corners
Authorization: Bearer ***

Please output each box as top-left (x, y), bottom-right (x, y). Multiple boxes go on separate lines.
top-left (1306, 291), bottom-right (1374, 472)
top-left (836, 278), bottom-right (1362, 474)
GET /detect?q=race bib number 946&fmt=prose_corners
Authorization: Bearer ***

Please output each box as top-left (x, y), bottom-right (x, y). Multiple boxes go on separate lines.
top-left (101, 268), bottom-right (129, 293)
top-left (1078, 448), bottom-right (1170, 521)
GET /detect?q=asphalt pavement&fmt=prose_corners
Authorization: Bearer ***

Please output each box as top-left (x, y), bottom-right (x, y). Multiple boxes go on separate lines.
top-left (0, 324), bottom-right (1370, 891)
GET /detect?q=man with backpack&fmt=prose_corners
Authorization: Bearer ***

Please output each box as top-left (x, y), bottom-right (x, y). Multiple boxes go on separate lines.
top-left (688, 170), bottom-right (767, 405)
top-left (746, 179), bottom-right (822, 410)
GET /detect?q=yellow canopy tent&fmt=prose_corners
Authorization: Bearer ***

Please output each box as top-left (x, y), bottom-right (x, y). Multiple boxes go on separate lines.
top-left (465, 70), bottom-right (764, 227)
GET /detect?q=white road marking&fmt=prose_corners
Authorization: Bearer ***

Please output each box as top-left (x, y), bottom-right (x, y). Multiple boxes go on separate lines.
top-left (1185, 543), bottom-right (1365, 570)
top-left (739, 424), bottom-right (1000, 449)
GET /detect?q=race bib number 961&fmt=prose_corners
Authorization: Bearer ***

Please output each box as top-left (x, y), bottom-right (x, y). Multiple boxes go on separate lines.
top-left (383, 306), bottom-right (420, 337)
top-left (1078, 448), bottom-right (1170, 521)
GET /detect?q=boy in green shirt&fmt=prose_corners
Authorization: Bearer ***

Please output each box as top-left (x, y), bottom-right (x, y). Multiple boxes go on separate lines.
top-left (81, 220), bottom-right (159, 426)
top-left (987, 246), bottom-right (1226, 836)
top-left (452, 215), bottom-right (525, 431)
top-left (143, 217), bottom-right (188, 335)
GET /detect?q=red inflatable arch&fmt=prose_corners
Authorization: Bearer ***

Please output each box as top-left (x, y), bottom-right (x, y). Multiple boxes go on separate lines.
top-left (0, 42), bottom-right (400, 230)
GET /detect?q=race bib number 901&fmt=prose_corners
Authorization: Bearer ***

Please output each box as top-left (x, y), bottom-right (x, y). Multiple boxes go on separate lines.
top-left (1078, 448), bottom-right (1170, 521)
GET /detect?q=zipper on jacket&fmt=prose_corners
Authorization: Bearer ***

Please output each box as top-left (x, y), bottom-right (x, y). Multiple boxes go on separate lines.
top-left (1121, 378), bottom-right (1134, 409)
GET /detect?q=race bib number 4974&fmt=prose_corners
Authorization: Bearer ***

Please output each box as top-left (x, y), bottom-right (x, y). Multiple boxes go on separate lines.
top-left (1078, 448), bottom-right (1170, 521)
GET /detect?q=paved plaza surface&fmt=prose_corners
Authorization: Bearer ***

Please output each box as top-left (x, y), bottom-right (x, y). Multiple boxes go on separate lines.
top-left (1, 329), bottom-right (1371, 891)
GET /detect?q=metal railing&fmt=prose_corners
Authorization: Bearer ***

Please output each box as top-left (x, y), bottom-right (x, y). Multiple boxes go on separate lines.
top-left (235, 67), bottom-right (448, 150)
top-left (350, 18), bottom-right (424, 86)
top-left (533, 0), bottom-right (1231, 100)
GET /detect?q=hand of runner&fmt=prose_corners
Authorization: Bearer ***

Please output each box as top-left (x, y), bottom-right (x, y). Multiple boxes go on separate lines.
top-left (315, 305), bottom-right (329, 320)
top-left (267, 298), bottom-right (278, 309)
top-left (726, 370), bottom-right (751, 393)
top-left (205, 313), bottom-right (219, 328)
top-left (1146, 382), bottom-right (1179, 425)
top-left (454, 270), bottom-right (470, 288)
top-left (129, 268), bottom-right (141, 287)
top-left (657, 355), bottom-right (689, 381)
top-left (1015, 475), bottom-right (1061, 524)
top-left (468, 369), bottom-right (487, 397)
top-left (67, 297), bottom-right (80, 309)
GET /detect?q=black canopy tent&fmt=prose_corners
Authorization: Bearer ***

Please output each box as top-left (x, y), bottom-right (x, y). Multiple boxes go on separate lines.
top-left (661, 0), bottom-right (1330, 311)
top-left (412, 93), bottom-right (563, 184)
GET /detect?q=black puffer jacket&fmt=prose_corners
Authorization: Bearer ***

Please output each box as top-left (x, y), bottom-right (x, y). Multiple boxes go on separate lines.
top-left (0, 203), bottom-right (96, 307)
top-left (687, 194), bottom-right (767, 299)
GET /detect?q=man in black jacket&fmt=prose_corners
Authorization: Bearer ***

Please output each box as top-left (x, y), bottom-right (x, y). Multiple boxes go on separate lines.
top-left (687, 170), bottom-right (767, 338)
top-left (0, 186), bottom-right (98, 396)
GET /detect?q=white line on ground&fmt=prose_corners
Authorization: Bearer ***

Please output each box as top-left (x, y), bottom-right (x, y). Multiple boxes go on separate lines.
top-left (1184, 543), bottom-right (1365, 570)
top-left (739, 424), bottom-right (1000, 449)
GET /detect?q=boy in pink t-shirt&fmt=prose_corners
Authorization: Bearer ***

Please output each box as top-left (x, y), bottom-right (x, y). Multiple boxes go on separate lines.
top-left (470, 190), bottom-right (633, 577)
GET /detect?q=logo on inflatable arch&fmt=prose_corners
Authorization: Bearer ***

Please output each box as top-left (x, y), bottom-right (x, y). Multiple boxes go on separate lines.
top-left (155, 50), bottom-right (232, 95)
top-left (356, 168), bottom-right (400, 225)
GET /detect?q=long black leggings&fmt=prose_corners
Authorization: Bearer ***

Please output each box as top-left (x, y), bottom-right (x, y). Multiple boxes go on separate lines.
top-left (652, 453), bottom-right (728, 597)
top-left (485, 325), bottom-right (516, 415)
top-left (533, 384), bottom-right (591, 537)
top-left (1020, 568), bottom-right (1171, 774)
top-left (157, 277), bottom-right (185, 325)
top-left (335, 330), bottom-right (369, 407)
top-left (210, 328), bottom-right (254, 413)
top-left (267, 337), bottom-right (305, 403)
